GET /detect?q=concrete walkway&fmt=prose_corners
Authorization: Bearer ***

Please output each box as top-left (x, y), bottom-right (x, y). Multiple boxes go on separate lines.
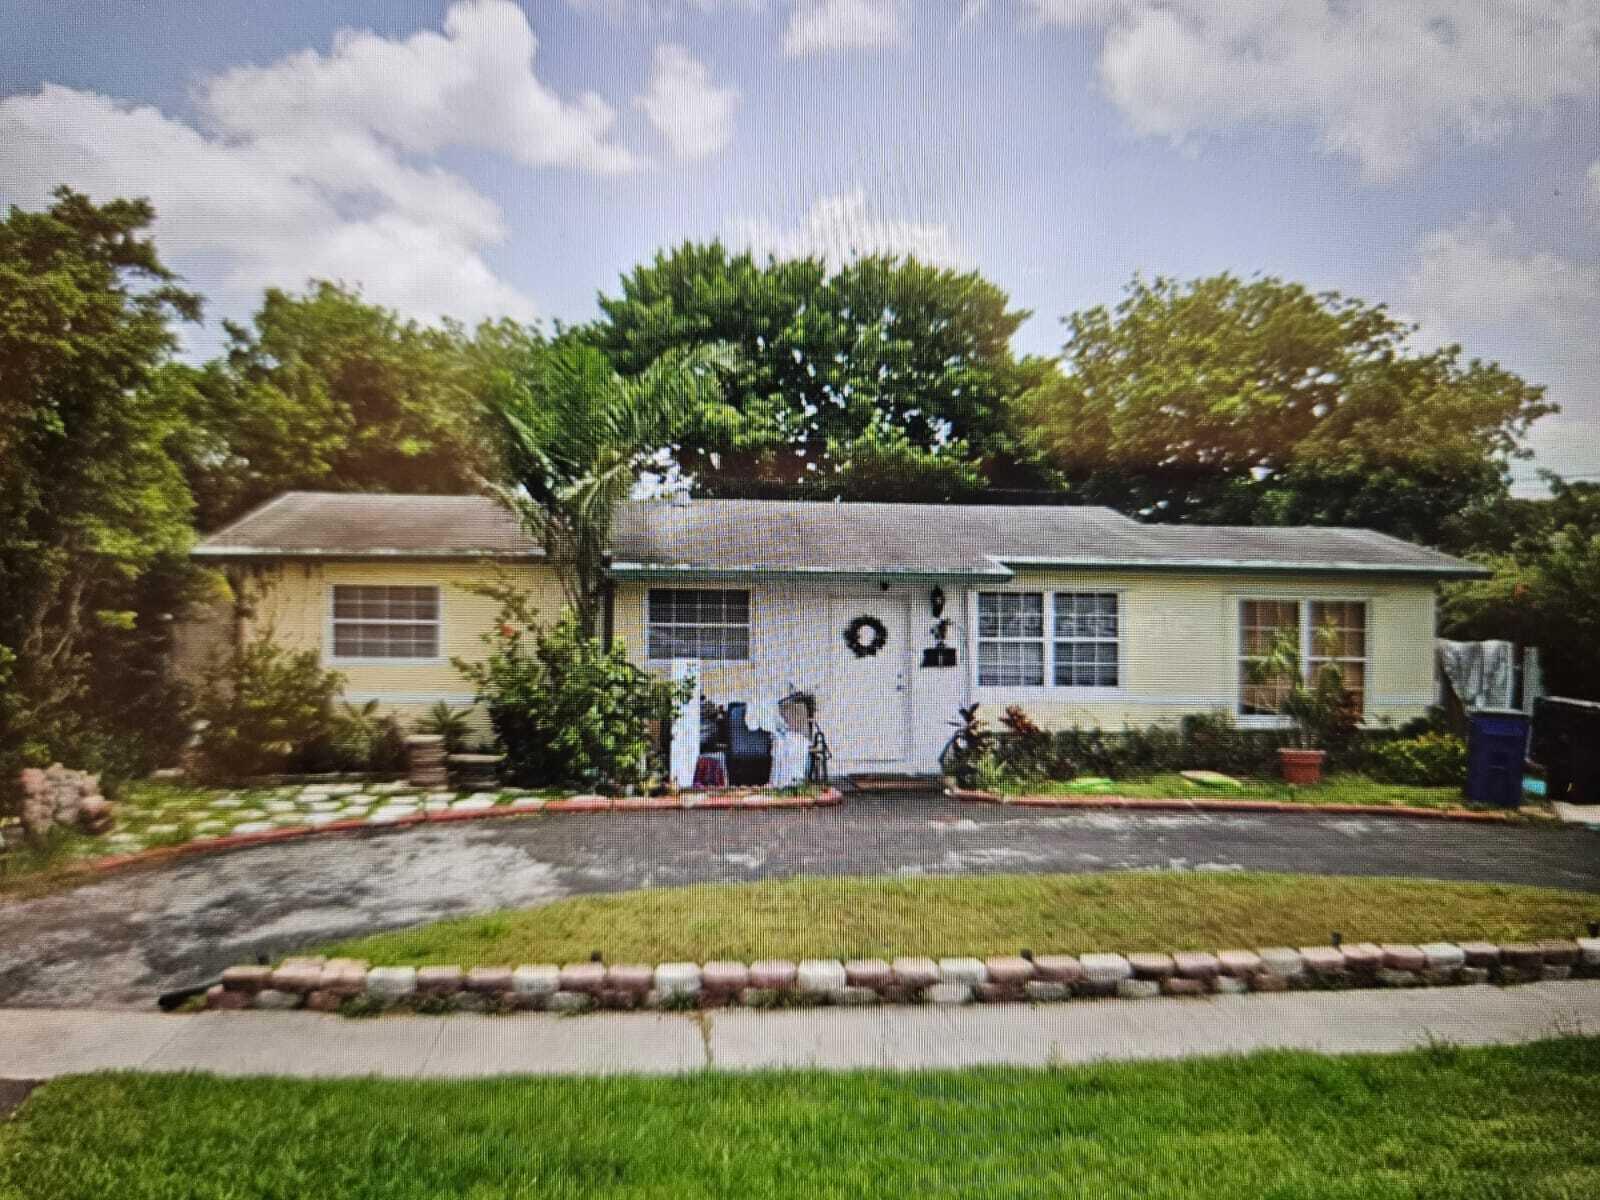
top-left (4, 982), bottom-right (1597, 1080)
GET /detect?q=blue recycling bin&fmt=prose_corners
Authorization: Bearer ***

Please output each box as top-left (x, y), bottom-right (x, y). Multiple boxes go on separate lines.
top-left (1466, 709), bottom-right (1528, 809)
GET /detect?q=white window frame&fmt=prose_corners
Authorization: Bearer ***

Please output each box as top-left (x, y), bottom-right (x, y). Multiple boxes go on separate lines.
top-left (326, 584), bottom-right (444, 666)
top-left (645, 587), bottom-right (753, 663)
top-left (1235, 595), bottom-right (1371, 728)
top-left (972, 588), bottom-right (1126, 696)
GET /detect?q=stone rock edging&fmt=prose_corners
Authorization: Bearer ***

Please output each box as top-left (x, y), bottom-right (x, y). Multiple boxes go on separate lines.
top-left (71, 787), bottom-right (842, 880)
top-left (947, 787), bottom-right (1512, 823)
top-left (206, 937), bottom-right (1600, 1015)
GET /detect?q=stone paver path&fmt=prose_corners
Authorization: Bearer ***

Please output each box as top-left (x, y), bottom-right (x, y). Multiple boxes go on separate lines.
top-left (2, 981), bottom-right (1597, 1079)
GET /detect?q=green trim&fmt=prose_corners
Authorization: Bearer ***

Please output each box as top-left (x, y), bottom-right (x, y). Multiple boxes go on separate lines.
top-left (996, 556), bottom-right (1489, 580)
top-left (608, 565), bottom-right (1012, 583)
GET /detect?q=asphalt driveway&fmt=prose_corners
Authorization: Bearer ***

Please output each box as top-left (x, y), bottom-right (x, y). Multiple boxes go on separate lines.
top-left (2, 794), bottom-right (1596, 1009)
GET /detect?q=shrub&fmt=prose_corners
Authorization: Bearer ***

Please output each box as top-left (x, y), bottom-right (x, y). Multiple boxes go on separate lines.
top-left (994, 706), bottom-right (1077, 783)
top-left (193, 637), bottom-right (347, 780)
top-left (330, 700), bottom-right (409, 775)
top-left (1367, 733), bottom-right (1468, 787)
top-left (939, 704), bottom-right (991, 787)
top-left (457, 590), bottom-right (688, 791)
top-left (415, 701), bottom-right (474, 754)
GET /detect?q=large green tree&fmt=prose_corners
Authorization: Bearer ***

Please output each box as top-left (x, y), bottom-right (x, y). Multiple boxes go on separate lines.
top-left (174, 281), bottom-right (500, 530)
top-left (589, 242), bottom-right (1051, 500)
top-left (1441, 477), bottom-right (1600, 700)
top-left (1019, 274), bottom-right (1553, 543)
top-left (0, 189), bottom-right (200, 784)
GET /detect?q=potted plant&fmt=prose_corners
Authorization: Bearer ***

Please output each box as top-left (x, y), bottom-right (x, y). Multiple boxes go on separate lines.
top-left (1249, 629), bottom-right (1360, 786)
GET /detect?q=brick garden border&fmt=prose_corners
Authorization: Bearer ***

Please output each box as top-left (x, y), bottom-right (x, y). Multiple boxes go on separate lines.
top-left (207, 937), bottom-right (1600, 1015)
top-left (34, 787), bottom-right (844, 885)
top-left (947, 787), bottom-right (1515, 823)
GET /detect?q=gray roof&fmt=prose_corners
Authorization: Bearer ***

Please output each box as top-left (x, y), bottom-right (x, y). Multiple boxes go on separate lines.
top-left (194, 492), bottom-right (1488, 579)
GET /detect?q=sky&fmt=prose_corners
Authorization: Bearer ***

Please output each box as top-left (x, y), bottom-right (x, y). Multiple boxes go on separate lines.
top-left (2, 0), bottom-right (1598, 491)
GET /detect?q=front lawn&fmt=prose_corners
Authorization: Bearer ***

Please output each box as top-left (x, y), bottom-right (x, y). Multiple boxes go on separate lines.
top-left (998, 771), bottom-right (1470, 809)
top-left (320, 871), bottom-right (1598, 967)
top-left (6, 1039), bottom-right (1599, 1198)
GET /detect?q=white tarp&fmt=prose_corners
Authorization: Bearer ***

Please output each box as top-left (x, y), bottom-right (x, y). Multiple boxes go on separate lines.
top-left (669, 659), bottom-right (701, 788)
top-left (1438, 639), bottom-right (1515, 711)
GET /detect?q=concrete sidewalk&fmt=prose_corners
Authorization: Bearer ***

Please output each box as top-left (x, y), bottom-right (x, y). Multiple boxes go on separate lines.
top-left (3, 982), bottom-right (1597, 1080)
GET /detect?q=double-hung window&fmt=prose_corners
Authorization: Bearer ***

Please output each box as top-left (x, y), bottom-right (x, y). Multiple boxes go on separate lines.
top-left (647, 589), bottom-right (751, 661)
top-left (977, 591), bottom-right (1120, 688)
top-left (1238, 598), bottom-right (1368, 718)
top-left (330, 585), bottom-right (441, 661)
top-left (1053, 592), bottom-right (1120, 687)
top-left (977, 593), bottom-right (1045, 686)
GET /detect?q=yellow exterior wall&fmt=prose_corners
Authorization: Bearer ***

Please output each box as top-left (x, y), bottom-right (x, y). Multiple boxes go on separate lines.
top-left (227, 559), bottom-right (1440, 753)
top-left (966, 569), bottom-right (1439, 730)
top-left (235, 559), bottom-right (565, 726)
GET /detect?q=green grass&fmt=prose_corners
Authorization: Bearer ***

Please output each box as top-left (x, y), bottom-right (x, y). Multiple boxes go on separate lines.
top-left (319, 871), bottom-right (1599, 967)
top-left (1004, 771), bottom-right (1471, 809)
top-left (5, 1040), bottom-right (1600, 1198)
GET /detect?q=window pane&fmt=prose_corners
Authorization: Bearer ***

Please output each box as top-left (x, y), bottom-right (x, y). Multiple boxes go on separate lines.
top-left (1239, 599), bottom-right (1301, 714)
top-left (646, 588), bottom-right (751, 661)
top-left (978, 640), bottom-right (1044, 687)
top-left (332, 586), bottom-right (439, 658)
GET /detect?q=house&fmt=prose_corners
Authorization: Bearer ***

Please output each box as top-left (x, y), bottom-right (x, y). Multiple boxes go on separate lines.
top-left (190, 492), bottom-right (1488, 777)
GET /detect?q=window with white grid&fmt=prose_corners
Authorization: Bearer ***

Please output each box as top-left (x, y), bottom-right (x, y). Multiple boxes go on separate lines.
top-left (1053, 592), bottom-right (1120, 687)
top-left (977, 592), bottom-right (1045, 686)
top-left (647, 589), bottom-right (751, 661)
top-left (330, 585), bottom-right (440, 660)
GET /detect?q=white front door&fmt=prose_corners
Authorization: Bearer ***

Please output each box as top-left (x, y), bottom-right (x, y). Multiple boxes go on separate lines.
top-left (826, 597), bottom-right (912, 766)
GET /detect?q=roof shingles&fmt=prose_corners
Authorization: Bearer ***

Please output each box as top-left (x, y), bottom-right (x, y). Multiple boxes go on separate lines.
top-left (192, 492), bottom-right (1487, 579)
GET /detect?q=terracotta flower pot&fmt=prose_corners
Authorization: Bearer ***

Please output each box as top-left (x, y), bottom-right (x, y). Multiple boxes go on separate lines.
top-left (1278, 747), bottom-right (1326, 786)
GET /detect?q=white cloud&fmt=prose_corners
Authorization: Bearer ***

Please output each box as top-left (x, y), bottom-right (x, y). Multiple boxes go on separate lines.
top-left (1587, 161), bottom-right (1600, 226)
top-left (0, 0), bottom-right (650, 327)
top-left (783, 0), bottom-right (906, 56)
top-left (1405, 213), bottom-right (1600, 487)
top-left (1024, 1), bottom-right (1600, 180)
top-left (635, 44), bottom-right (740, 160)
top-left (566, 0), bottom-right (764, 20)
top-left (563, 0), bottom-right (761, 19)
top-left (729, 189), bottom-right (969, 268)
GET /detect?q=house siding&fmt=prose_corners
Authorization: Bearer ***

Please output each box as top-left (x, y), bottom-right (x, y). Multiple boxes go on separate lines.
top-left (225, 560), bottom-right (1440, 768)
top-left (966, 569), bottom-right (1438, 732)
top-left (235, 560), bottom-right (565, 725)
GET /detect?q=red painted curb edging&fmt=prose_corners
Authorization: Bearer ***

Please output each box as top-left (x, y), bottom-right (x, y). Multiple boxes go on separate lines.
top-left (948, 788), bottom-right (1511, 823)
top-left (42, 787), bottom-right (842, 884)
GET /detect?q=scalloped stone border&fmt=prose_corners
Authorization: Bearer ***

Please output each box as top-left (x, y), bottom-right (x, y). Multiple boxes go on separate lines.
top-left (53, 787), bottom-right (843, 883)
top-left (206, 937), bottom-right (1600, 1014)
top-left (947, 787), bottom-right (1514, 823)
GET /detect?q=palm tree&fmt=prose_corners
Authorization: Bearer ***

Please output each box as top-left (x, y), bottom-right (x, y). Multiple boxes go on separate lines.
top-left (485, 340), bottom-right (731, 636)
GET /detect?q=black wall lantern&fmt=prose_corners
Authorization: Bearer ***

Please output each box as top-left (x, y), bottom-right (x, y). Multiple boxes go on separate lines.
top-left (921, 586), bottom-right (957, 668)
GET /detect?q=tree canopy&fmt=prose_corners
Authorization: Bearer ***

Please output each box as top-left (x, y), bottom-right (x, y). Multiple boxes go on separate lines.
top-left (588, 242), bottom-right (1051, 500)
top-left (1017, 274), bottom-right (1554, 544)
top-left (1441, 478), bottom-right (1600, 700)
top-left (0, 188), bottom-right (201, 781)
top-left (172, 281), bottom-right (500, 530)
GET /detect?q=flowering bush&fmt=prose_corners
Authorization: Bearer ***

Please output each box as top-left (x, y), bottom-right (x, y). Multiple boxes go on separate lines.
top-left (457, 588), bottom-right (688, 791)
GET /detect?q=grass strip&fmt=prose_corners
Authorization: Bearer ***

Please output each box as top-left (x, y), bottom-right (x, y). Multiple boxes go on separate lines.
top-left (320, 871), bottom-right (1599, 967)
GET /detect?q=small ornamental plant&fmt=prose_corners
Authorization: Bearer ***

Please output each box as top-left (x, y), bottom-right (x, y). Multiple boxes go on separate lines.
top-left (1248, 628), bottom-right (1361, 785)
top-left (457, 585), bottom-right (689, 791)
